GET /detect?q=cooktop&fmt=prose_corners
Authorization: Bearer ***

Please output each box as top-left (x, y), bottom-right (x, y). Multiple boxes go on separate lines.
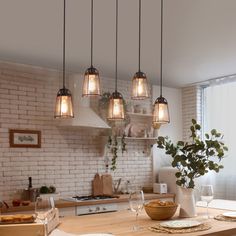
top-left (63, 195), bottom-right (117, 202)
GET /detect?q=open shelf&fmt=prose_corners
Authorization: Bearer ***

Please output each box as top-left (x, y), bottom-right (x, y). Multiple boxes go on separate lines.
top-left (117, 136), bottom-right (157, 140)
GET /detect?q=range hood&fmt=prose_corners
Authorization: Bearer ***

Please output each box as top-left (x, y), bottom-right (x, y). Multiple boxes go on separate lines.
top-left (58, 74), bottom-right (110, 129)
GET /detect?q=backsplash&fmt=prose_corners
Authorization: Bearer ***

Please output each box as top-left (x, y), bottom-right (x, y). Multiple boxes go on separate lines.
top-left (0, 61), bottom-right (153, 201)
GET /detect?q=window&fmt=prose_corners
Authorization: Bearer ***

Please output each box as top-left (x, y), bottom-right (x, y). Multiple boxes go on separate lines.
top-left (203, 77), bottom-right (236, 199)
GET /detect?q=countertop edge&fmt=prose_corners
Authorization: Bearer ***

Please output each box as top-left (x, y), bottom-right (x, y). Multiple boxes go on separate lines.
top-left (2, 193), bottom-right (175, 213)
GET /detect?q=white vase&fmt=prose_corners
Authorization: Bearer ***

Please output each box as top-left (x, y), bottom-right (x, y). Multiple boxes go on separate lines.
top-left (176, 186), bottom-right (197, 218)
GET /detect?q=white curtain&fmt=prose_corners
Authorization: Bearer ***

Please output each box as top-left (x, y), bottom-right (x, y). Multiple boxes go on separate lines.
top-left (204, 79), bottom-right (236, 199)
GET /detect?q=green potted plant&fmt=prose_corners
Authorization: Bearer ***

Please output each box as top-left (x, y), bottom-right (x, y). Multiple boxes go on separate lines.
top-left (157, 119), bottom-right (228, 217)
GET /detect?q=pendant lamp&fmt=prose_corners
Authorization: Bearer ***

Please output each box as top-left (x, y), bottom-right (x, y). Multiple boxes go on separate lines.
top-left (131, 0), bottom-right (149, 100)
top-left (152, 0), bottom-right (170, 126)
top-left (82, 0), bottom-right (101, 96)
top-left (107, 0), bottom-right (125, 121)
top-left (54, 0), bottom-right (74, 118)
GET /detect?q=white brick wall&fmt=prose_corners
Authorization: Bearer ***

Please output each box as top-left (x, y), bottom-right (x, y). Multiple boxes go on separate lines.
top-left (182, 85), bottom-right (202, 141)
top-left (0, 61), bottom-right (152, 202)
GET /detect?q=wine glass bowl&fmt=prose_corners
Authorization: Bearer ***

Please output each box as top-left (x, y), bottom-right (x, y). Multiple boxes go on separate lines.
top-left (200, 185), bottom-right (213, 219)
top-left (129, 190), bottom-right (144, 231)
top-left (35, 196), bottom-right (52, 236)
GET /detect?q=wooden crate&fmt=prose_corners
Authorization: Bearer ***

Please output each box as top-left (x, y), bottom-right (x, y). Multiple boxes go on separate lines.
top-left (0, 222), bottom-right (44, 236)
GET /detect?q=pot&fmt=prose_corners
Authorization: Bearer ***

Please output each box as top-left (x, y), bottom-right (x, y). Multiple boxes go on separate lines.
top-left (176, 186), bottom-right (197, 218)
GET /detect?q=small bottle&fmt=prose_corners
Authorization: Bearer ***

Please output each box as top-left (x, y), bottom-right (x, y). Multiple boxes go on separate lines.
top-left (126, 180), bottom-right (131, 194)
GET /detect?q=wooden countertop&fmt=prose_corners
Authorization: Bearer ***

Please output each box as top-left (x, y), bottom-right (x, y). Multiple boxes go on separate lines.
top-left (1, 193), bottom-right (174, 213)
top-left (58, 207), bottom-right (236, 236)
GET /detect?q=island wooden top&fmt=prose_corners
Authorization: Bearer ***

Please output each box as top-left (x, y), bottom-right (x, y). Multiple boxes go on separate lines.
top-left (1, 193), bottom-right (174, 213)
top-left (59, 207), bottom-right (236, 236)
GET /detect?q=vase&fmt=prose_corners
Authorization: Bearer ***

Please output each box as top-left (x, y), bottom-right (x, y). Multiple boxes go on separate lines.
top-left (176, 186), bottom-right (197, 218)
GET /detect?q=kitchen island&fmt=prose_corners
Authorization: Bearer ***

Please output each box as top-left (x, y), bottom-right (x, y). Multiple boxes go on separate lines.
top-left (58, 207), bottom-right (236, 236)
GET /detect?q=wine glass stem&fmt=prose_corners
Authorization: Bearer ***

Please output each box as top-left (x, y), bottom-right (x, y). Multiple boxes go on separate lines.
top-left (206, 203), bottom-right (209, 219)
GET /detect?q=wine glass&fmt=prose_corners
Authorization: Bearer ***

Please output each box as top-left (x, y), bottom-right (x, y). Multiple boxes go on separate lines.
top-left (129, 190), bottom-right (144, 231)
top-left (35, 196), bottom-right (52, 236)
top-left (200, 185), bottom-right (213, 219)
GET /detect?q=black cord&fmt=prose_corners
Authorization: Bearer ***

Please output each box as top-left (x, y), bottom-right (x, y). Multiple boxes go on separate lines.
top-left (63, 0), bottom-right (66, 88)
top-left (160, 0), bottom-right (163, 96)
top-left (115, 0), bottom-right (118, 91)
top-left (138, 0), bottom-right (141, 72)
top-left (91, 0), bottom-right (93, 67)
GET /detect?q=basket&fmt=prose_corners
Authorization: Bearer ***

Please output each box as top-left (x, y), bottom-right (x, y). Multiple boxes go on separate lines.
top-left (144, 203), bottom-right (178, 220)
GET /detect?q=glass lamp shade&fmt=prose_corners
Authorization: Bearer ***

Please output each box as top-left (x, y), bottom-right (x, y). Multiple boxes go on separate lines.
top-left (131, 71), bottom-right (149, 99)
top-left (82, 67), bottom-right (101, 96)
top-left (152, 96), bottom-right (170, 126)
top-left (54, 87), bottom-right (74, 118)
top-left (107, 91), bottom-right (125, 120)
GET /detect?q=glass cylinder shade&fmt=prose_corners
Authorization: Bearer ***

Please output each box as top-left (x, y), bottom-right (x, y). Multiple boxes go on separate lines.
top-left (82, 67), bottom-right (101, 96)
top-left (152, 96), bottom-right (170, 126)
top-left (54, 88), bottom-right (74, 118)
top-left (107, 91), bottom-right (125, 120)
top-left (131, 71), bottom-right (149, 99)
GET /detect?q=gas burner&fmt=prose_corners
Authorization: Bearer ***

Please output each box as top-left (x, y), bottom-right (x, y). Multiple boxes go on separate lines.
top-left (72, 195), bottom-right (115, 201)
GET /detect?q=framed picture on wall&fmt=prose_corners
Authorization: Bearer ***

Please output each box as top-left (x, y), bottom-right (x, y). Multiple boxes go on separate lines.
top-left (9, 129), bottom-right (41, 148)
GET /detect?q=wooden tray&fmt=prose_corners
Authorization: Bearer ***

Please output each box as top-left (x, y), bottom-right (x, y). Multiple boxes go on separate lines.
top-left (0, 214), bottom-right (36, 224)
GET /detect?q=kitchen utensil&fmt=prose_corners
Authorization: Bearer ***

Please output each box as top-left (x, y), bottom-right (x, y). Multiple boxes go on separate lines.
top-left (101, 174), bottom-right (113, 196)
top-left (144, 201), bottom-right (178, 220)
top-left (22, 177), bottom-right (39, 202)
top-left (222, 212), bottom-right (236, 218)
top-left (35, 196), bottom-right (52, 236)
top-left (200, 185), bottom-right (213, 218)
top-left (92, 174), bottom-right (113, 196)
top-left (92, 174), bottom-right (103, 196)
top-left (129, 190), bottom-right (144, 231)
top-left (160, 220), bottom-right (202, 229)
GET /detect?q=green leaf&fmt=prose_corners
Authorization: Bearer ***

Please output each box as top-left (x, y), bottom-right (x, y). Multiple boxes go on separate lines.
top-left (192, 119), bottom-right (197, 125)
top-left (205, 133), bottom-right (210, 139)
top-left (175, 172), bottom-right (182, 178)
top-left (195, 124), bottom-right (201, 130)
top-left (211, 129), bottom-right (217, 135)
top-left (223, 146), bottom-right (228, 151)
top-left (177, 141), bottom-right (185, 146)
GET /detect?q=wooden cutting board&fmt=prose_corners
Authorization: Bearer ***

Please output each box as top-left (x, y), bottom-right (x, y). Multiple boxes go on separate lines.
top-left (101, 174), bottom-right (113, 196)
top-left (92, 173), bottom-right (103, 196)
top-left (92, 173), bottom-right (113, 196)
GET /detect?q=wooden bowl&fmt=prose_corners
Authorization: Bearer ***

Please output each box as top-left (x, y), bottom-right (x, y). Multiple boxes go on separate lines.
top-left (144, 202), bottom-right (178, 220)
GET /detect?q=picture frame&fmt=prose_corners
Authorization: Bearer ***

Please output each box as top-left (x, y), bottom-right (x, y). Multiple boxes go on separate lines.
top-left (9, 129), bottom-right (41, 148)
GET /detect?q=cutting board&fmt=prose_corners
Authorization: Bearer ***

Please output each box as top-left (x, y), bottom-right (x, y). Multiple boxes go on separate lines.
top-left (92, 173), bottom-right (103, 196)
top-left (92, 173), bottom-right (113, 196)
top-left (101, 174), bottom-right (113, 196)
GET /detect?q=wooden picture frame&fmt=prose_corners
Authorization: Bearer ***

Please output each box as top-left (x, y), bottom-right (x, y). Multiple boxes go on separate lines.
top-left (9, 129), bottom-right (41, 148)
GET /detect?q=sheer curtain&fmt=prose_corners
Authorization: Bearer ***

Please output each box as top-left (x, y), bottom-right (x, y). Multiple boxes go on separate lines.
top-left (204, 79), bottom-right (236, 199)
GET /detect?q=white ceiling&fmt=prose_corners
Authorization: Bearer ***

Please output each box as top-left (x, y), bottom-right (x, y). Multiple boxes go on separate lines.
top-left (0, 0), bottom-right (236, 88)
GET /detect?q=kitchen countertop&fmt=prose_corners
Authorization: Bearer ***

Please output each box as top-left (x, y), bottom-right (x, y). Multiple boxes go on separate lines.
top-left (57, 207), bottom-right (236, 236)
top-left (1, 193), bottom-right (174, 213)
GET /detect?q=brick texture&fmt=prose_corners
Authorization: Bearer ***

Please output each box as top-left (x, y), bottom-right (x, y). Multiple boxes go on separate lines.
top-left (0, 61), bottom-right (153, 201)
top-left (182, 85), bottom-right (202, 141)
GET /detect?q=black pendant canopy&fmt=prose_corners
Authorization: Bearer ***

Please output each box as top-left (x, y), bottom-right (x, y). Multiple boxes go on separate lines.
top-left (152, 0), bottom-right (170, 127)
top-left (107, 0), bottom-right (125, 121)
top-left (54, 0), bottom-right (74, 118)
top-left (82, 0), bottom-right (101, 96)
top-left (131, 0), bottom-right (149, 100)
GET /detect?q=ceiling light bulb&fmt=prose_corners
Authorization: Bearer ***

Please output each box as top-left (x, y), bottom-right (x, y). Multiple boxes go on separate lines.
top-left (83, 67), bottom-right (101, 96)
top-left (61, 96), bottom-right (69, 114)
top-left (88, 74), bottom-right (96, 93)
